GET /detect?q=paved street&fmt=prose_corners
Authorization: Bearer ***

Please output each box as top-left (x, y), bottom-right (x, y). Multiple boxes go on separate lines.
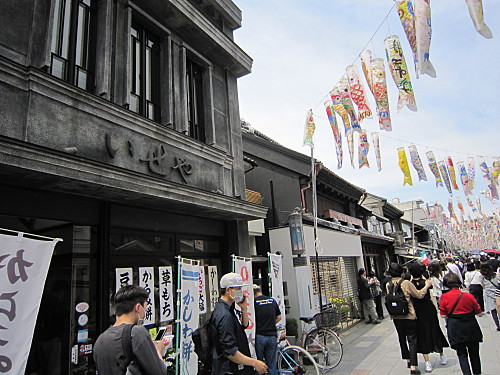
top-left (329, 311), bottom-right (500, 375)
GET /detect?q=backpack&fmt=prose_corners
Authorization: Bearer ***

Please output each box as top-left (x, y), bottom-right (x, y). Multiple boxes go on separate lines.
top-left (192, 314), bottom-right (214, 375)
top-left (117, 324), bottom-right (136, 375)
top-left (384, 279), bottom-right (409, 315)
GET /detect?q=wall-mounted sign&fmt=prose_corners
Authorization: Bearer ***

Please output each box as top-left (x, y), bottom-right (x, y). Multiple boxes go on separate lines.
top-left (78, 314), bottom-right (89, 326)
top-left (159, 266), bottom-right (174, 322)
top-left (79, 344), bottom-right (92, 356)
top-left (77, 329), bottom-right (88, 343)
top-left (139, 267), bottom-right (156, 326)
top-left (115, 268), bottom-right (133, 292)
top-left (75, 302), bottom-right (89, 313)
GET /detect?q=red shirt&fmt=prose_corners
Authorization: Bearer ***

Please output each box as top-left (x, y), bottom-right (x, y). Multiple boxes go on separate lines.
top-left (439, 289), bottom-right (481, 315)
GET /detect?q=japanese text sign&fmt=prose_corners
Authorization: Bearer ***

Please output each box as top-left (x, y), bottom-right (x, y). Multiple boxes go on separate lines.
top-left (233, 256), bottom-right (256, 357)
top-left (0, 233), bottom-right (60, 374)
top-left (138, 267), bottom-right (155, 326)
top-left (159, 266), bottom-right (174, 322)
top-left (115, 268), bottom-right (133, 292)
top-left (198, 266), bottom-right (207, 314)
top-left (178, 261), bottom-right (199, 375)
top-left (207, 265), bottom-right (218, 312)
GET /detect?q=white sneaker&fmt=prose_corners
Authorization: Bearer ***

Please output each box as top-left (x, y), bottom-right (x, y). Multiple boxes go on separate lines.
top-left (425, 361), bottom-right (432, 372)
top-left (440, 355), bottom-right (447, 365)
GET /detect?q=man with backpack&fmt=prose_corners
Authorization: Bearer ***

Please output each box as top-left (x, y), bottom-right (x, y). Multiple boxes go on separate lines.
top-left (211, 272), bottom-right (268, 375)
top-left (386, 263), bottom-right (433, 375)
top-left (93, 285), bottom-right (169, 375)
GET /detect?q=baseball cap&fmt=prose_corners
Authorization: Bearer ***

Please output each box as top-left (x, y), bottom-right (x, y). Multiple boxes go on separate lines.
top-left (220, 272), bottom-right (246, 289)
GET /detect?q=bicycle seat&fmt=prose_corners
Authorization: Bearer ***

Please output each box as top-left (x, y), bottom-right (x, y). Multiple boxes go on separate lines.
top-left (299, 316), bottom-right (314, 323)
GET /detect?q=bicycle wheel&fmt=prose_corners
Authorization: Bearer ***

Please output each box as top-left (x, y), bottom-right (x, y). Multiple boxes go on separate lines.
top-left (304, 328), bottom-right (343, 370)
top-left (278, 345), bottom-right (320, 375)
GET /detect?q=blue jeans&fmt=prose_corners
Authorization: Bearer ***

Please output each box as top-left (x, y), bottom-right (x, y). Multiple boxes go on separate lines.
top-left (255, 334), bottom-right (277, 375)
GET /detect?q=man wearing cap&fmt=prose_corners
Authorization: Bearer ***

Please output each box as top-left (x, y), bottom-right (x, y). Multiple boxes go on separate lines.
top-left (253, 285), bottom-right (281, 375)
top-left (211, 272), bottom-right (268, 375)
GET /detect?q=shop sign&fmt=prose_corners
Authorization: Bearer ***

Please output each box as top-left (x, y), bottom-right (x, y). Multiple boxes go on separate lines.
top-left (75, 302), bottom-right (89, 313)
top-left (269, 253), bottom-right (286, 326)
top-left (159, 266), bottom-right (174, 322)
top-left (198, 266), bottom-right (207, 314)
top-left (77, 329), bottom-right (88, 343)
top-left (139, 267), bottom-right (156, 326)
top-left (178, 260), bottom-right (200, 375)
top-left (207, 265), bottom-right (219, 312)
top-left (233, 256), bottom-right (256, 357)
top-left (71, 345), bottom-right (78, 364)
top-left (78, 314), bottom-right (89, 326)
top-left (79, 344), bottom-right (92, 356)
top-left (0, 233), bottom-right (61, 374)
top-left (115, 268), bottom-right (133, 292)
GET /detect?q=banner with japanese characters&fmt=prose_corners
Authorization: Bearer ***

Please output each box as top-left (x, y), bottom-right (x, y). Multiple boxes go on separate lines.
top-left (0, 232), bottom-right (61, 374)
top-left (138, 267), bottom-right (155, 326)
top-left (198, 266), bottom-right (207, 314)
top-left (115, 268), bottom-right (133, 292)
top-left (269, 253), bottom-right (286, 326)
top-left (207, 265), bottom-right (219, 312)
top-left (232, 256), bottom-right (256, 357)
top-left (159, 266), bottom-right (174, 322)
top-left (177, 259), bottom-right (200, 375)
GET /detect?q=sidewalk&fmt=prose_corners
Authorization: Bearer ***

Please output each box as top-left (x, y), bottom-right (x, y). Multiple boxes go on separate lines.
top-left (330, 312), bottom-right (500, 375)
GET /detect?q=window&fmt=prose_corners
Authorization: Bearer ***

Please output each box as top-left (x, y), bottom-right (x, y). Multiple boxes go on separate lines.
top-left (50, 0), bottom-right (97, 91)
top-left (129, 24), bottom-right (160, 121)
top-left (186, 58), bottom-right (206, 142)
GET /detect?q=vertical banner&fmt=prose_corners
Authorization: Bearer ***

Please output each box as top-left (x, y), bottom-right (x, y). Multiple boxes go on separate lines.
top-left (198, 266), bottom-right (207, 314)
top-left (232, 256), bottom-right (256, 358)
top-left (0, 232), bottom-right (61, 374)
top-left (177, 259), bottom-right (200, 375)
top-left (268, 253), bottom-right (286, 326)
top-left (207, 265), bottom-right (219, 312)
top-left (115, 268), bottom-right (133, 292)
top-left (159, 266), bottom-right (174, 322)
top-left (139, 267), bottom-right (155, 326)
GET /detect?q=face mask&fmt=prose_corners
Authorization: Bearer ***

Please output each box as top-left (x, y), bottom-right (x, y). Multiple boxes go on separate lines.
top-left (137, 304), bottom-right (146, 326)
top-left (230, 288), bottom-right (245, 303)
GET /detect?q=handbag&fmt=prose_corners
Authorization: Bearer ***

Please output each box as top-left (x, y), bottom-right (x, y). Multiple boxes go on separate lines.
top-left (487, 279), bottom-right (500, 297)
top-left (448, 293), bottom-right (463, 315)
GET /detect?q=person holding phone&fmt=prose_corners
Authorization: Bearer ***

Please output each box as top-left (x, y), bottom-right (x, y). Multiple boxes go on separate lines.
top-left (210, 273), bottom-right (268, 375)
top-left (94, 285), bottom-right (169, 375)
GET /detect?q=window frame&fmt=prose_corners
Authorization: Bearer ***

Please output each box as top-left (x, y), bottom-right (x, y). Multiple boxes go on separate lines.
top-left (186, 57), bottom-right (206, 142)
top-left (128, 22), bottom-right (161, 122)
top-left (50, 0), bottom-right (97, 92)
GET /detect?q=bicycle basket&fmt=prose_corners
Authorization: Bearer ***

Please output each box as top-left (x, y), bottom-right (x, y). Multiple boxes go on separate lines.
top-left (313, 309), bottom-right (339, 328)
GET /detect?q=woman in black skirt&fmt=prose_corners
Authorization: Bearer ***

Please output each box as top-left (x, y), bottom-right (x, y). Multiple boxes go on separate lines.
top-left (408, 263), bottom-right (449, 373)
top-left (439, 272), bottom-right (483, 375)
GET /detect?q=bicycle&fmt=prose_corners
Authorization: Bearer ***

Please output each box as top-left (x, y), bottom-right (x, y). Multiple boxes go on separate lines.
top-left (277, 338), bottom-right (320, 375)
top-left (298, 309), bottom-right (343, 372)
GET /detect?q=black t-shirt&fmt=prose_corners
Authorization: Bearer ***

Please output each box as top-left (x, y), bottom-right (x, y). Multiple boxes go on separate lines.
top-left (254, 295), bottom-right (281, 336)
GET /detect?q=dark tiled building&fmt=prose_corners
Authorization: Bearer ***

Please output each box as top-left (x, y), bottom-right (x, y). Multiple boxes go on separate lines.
top-left (0, 1), bottom-right (265, 373)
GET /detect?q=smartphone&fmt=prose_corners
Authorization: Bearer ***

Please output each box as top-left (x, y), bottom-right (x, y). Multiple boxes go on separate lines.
top-left (155, 327), bottom-right (167, 341)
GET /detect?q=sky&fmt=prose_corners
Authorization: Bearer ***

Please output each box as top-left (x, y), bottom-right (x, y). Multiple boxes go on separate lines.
top-left (233, 0), bottom-right (499, 218)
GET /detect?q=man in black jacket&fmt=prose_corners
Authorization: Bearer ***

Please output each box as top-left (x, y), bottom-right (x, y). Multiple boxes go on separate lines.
top-left (211, 273), bottom-right (268, 375)
top-left (358, 268), bottom-right (381, 324)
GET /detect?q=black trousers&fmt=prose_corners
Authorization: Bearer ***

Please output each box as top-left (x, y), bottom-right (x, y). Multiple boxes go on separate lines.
top-left (393, 319), bottom-right (418, 366)
top-left (374, 295), bottom-right (383, 318)
top-left (455, 341), bottom-right (481, 375)
top-left (468, 284), bottom-right (484, 312)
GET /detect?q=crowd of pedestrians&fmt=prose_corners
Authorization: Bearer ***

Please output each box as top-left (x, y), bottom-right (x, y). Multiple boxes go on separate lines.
top-left (358, 252), bottom-right (500, 375)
